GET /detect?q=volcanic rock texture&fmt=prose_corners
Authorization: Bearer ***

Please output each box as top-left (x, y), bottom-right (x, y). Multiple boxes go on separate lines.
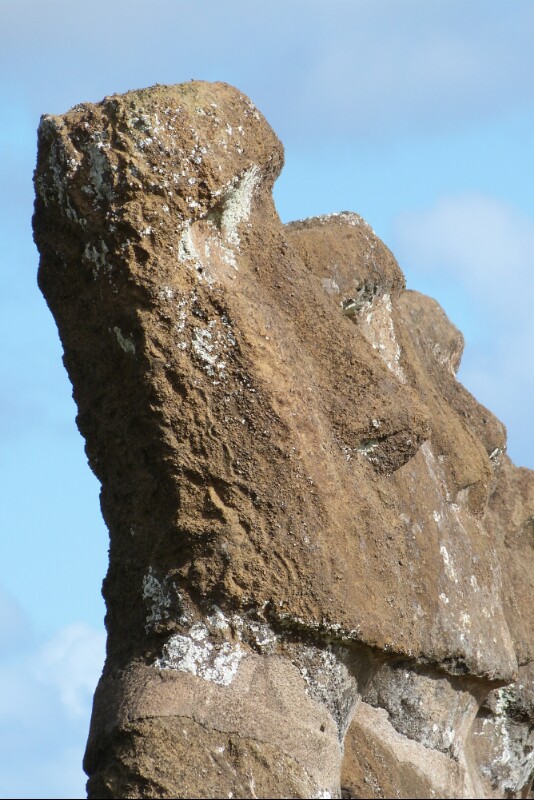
top-left (34, 82), bottom-right (534, 799)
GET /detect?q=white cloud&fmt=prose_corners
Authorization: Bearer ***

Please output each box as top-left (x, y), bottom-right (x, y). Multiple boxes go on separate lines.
top-left (392, 192), bottom-right (534, 467)
top-left (1, 1), bottom-right (534, 141)
top-left (393, 192), bottom-right (534, 314)
top-left (34, 623), bottom-right (106, 718)
top-left (303, 2), bottom-right (534, 135)
top-left (0, 588), bottom-right (30, 655)
top-left (288, 3), bottom-right (530, 140)
top-left (0, 618), bottom-right (105, 798)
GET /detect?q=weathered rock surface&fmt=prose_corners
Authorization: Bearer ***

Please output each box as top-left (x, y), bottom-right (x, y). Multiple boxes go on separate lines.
top-left (33, 81), bottom-right (534, 799)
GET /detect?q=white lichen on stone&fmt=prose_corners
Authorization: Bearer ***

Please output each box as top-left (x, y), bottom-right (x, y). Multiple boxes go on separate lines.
top-left (275, 611), bottom-right (362, 644)
top-left (36, 116), bottom-right (83, 225)
top-left (172, 294), bottom-right (235, 379)
top-left (321, 277), bottom-right (340, 295)
top-left (204, 605), bottom-right (278, 654)
top-left (489, 446), bottom-right (504, 467)
top-left (292, 211), bottom-right (374, 233)
top-left (362, 294), bottom-right (406, 382)
top-left (85, 132), bottom-right (113, 203)
top-left (190, 324), bottom-right (229, 377)
top-left (356, 438), bottom-right (380, 461)
top-left (177, 223), bottom-right (214, 284)
top-left (247, 620), bottom-right (277, 651)
top-left (142, 568), bottom-right (188, 633)
top-left (219, 165), bottom-right (260, 246)
top-left (178, 224), bottom-right (199, 262)
top-left (192, 327), bottom-right (217, 367)
top-left (155, 628), bottom-right (244, 686)
top-left (439, 544), bottom-right (459, 584)
top-left (143, 567), bottom-right (172, 630)
top-left (296, 643), bottom-right (357, 740)
top-left (206, 605), bottom-right (231, 632)
top-left (493, 687), bottom-right (514, 766)
top-left (113, 326), bottom-right (135, 354)
top-left (476, 684), bottom-right (534, 796)
top-left (84, 241), bottom-right (109, 278)
top-left (460, 612), bottom-right (471, 628)
top-left (159, 285), bottom-right (175, 300)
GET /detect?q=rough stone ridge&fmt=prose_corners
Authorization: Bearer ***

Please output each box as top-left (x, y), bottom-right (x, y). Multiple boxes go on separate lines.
top-left (33, 81), bottom-right (534, 799)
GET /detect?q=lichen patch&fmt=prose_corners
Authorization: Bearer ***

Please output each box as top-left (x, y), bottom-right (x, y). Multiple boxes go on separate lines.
top-left (155, 629), bottom-right (244, 686)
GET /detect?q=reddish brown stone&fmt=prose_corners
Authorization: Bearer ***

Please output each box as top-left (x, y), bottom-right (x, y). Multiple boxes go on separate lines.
top-left (34, 82), bottom-right (534, 799)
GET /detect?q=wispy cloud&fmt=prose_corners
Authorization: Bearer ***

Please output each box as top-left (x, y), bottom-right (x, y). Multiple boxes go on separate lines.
top-left (291, 1), bottom-right (534, 138)
top-left (0, 599), bottom-right (105, 799)
top-left (0, 588), bottom-right (30, 656)
top-left (1, 1), bottom-right (534, 141)
top-left (394, 192), bottom-right (534, 312)
top-left (33, 623), bottom-right (106, 719)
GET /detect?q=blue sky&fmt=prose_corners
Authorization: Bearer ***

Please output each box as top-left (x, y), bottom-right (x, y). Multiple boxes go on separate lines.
top-left (1, 1), bottom-right (533, 796)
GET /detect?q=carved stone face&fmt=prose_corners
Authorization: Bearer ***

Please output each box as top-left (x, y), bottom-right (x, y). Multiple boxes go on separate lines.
top-left (35, 81), bottom-right (519, 681)
top-left (34, 80), bottom-right (534, 800)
